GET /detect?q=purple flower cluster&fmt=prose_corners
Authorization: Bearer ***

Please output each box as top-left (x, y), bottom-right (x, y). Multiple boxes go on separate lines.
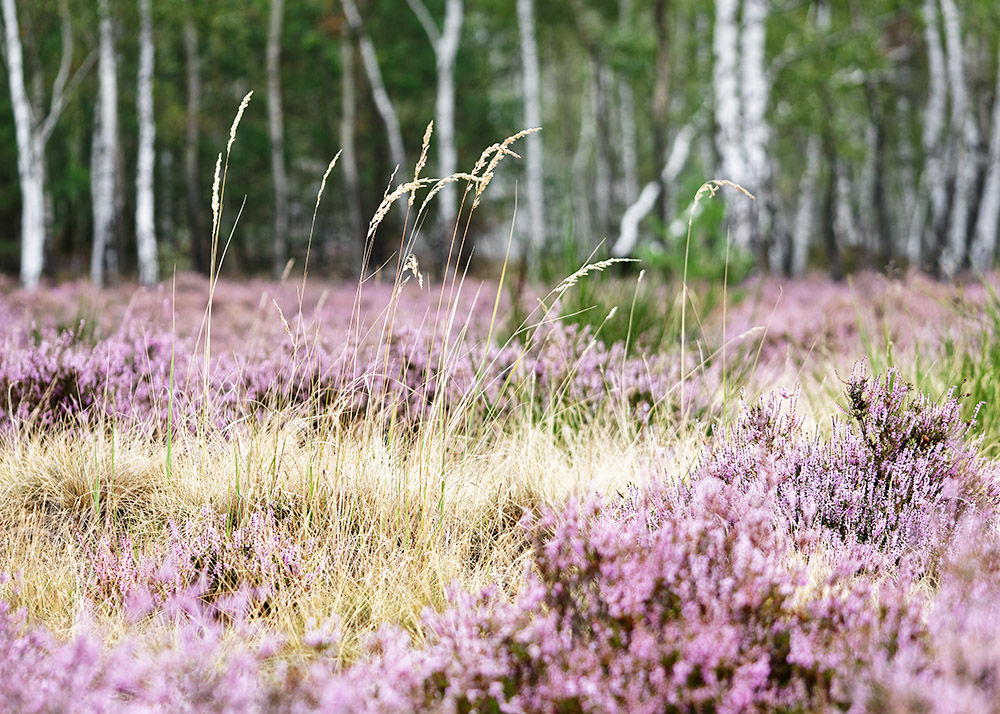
top-left (697, 365), bottom-right (991, 562)
top-left (0, 308), bottom-right (707, 433)
top-left (2, 370), bottom-right (998, 711)
top-left (0, 479), bottom-right (987, 712)
top-left (79, 505), bottom-right (317, 614)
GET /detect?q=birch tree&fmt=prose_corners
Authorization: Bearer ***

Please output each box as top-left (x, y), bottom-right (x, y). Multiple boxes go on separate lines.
top-left (612, 122), bottom-right (696, 257)
top-left (971, 41), bottom-right (1000, 271)
top-left (617, 0), bottom-right (638, 208)
top-left (407, 0), bottom-right (464, 267)
top-left (267, 0), bottom-right (289, 278)
top-left (790, 0), bottom-right (831, 276)
top-left (339, 22), bottom-right (363, 270)
top-left (340, 0), bottom-right (405, 174)
top-left (517, 0), bottom-right (545, 255)
top-left (91, 0), bottom-right (119, 287)
top-left (135, 0), bottom-right (157, 286)
top-left (712, 0), bottom-right (770, 259)
top-left (1, 0), bottom-right (83, 288)
top-left (939, 0), bottom-right (978, 273)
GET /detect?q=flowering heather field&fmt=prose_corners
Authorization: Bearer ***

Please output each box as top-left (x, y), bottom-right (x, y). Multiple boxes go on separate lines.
top-left (3, 267), bottom-right (1000, 713)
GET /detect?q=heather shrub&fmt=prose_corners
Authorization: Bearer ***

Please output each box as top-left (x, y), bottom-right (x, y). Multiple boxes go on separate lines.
top-left (0, 475), bottom-right (933, 713)
top-left (0, 309), bottom-right (713, 434)
top-left (79, 505), bottom-right (317, 615)
top-left (699, 365), bottom-right (990, 561)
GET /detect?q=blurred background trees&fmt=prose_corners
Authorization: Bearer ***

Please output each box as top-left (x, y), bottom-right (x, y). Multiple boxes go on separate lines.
top-left (2, 0), bottom-right (1000, 287)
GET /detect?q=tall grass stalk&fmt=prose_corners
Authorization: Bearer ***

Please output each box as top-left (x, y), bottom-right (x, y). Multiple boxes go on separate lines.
top-left (681, 180), bottom-right (753, 419)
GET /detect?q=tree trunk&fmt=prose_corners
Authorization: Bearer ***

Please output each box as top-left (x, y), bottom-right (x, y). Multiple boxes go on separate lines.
top-left (341, 0), bottom-right (405, 173)
top-left (971, 43), bottom-right (1000, 270)
top-left (91, 0), bottom-right (119, 288)
top-left (183, 0), bottom-right (206, 273)
top-left (571, 71), bottom-right (596, 247)
top-left (517, 0), bottom-right (545, 255)
top-left (2, 0), bottom-right (41, 288)
top-left (593, 61), bottom-right (614, 241)
top-left (740, 0), bottom-right (770, 259)
top-left (407, 0), bottom-right (463, 270)
top-left (617, 0), bottom-right (638, 208)
top-left (651, 0), bottom-right (670, 224)
top-left (791, 134), bottom-right (821, 276)
top-left (712, 0), bottom-right (748, 247)
top-left (267, 0), bottom-right (289, 278)
top-left (3, 0), bottom-right (79, 288)
top-left (940, 0), bottom-right (978, 273)
top-left (919, 0), bottom-right (949, 272)
top-left (790, 1), bottom-right (830, 276)
top-left (340, 22), bottom-right (364, 274)
top-left (613, 121), bottom-right (695, 257)
top-left (135, 0), bottom-right (157, 286)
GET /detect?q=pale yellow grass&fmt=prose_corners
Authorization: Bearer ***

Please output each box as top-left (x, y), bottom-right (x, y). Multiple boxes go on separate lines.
top-left (0, 410), bottom-right (668, 658)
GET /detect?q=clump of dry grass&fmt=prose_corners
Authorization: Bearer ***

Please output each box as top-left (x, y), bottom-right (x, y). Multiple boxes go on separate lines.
top-left (0, 410), bottom-right (661, 658)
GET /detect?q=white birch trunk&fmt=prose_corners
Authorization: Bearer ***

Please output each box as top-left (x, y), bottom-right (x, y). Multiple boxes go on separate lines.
top-left (740, 0), bottom-right (769, 252)
top-left (3, 0), bottom-right (78, 288)
top-left (340, 23), bottom-right (364, 270)
top-left (135, 0), bottom-right (157, 286)
top-left (267, 0), bottom-right (289, 278)
top-left (835, 159), bottom-right (861, 248)
top-left (613, 122), bottom-right (695, 257)
top-left (971, 43), bottom-right (1000, 270)
top-left (517, 0), bottom-right (545, 254)
top-left (617, 0), bottom-right (638, 207)
top-left (712, 0), bottom-right (749, 248)
top-left (790, 1), bottom-right (829, 276)
top-left (340, 0), bottom-right (406, 172)
top-left (2, 0), bottom-right (42, 288)
top-left (571, 72), bottom-right (596, 245)
top-left (791, 135), bottom-right (821, 275)
top-left (593, 62), bottom-right (613, 240)
top-left (183, 2), bottom-right (205, 272)
top-left (940, 0), bottom-right (977, 273)
top-left (408, 0), bottom-right (463, 261)
top-left (91, 0), bottom-right (119, 288)
top-left (917, 0), bottom-right (949, 267)
top-left (618, 80), bottom-right (639, 207)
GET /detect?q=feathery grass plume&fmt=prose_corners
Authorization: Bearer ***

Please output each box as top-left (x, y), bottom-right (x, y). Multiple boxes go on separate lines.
top-left (469, 127), bottom-right (538, 209)
top-left (411, 122), bottom-right (433, 209)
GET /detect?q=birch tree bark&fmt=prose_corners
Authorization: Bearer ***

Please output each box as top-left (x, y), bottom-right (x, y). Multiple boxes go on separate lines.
top-left (791, 135), bottom-right (821, 276)
top-left (267, 0), bottom-right (289, 278)
top-left (940, 0), bottom-right (978, 273)
top-left (2, 0), bottom-right (81, 288)
top-left (135, 0), bottom-right (157, 286)
top-left (712, 0), bottom-right (748, 247)
top-left (91, 0), bottom-right (119, 288)
top-left (612, 122), bottom-right (695, 257)
top-left (651, 0), bottom-right (671, 224)
top-left (407, 0), bottom-right (463, 269)
top-left (339, 0), bottom-right (406, 175)
top-left (340, 22), bottom-right (364, 272)
top-left (971, 42), bottom-right (1000, 271)
top-left (182, 1), bottom-right (206, 273)
top-left (517, 0), bottom-right (545, 254)
top-left (911, 0), bottom-right (949, 269)
top-left (593, 61), bottom-right (614, 240)
top-left (617, 0), bottom-right (638, 208)
top-left (790, 1), bottom-right (830, 276)
top-left (740, 0), bottom-right (770, 261)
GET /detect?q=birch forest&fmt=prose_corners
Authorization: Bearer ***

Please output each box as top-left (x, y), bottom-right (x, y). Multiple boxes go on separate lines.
top-left (2, 0), bottom-right (1000, 287)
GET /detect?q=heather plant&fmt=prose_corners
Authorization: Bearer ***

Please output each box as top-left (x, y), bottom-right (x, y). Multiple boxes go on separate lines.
top-left (79, 505), bottom-right (317, 616)
top-left (698, 364), bottom-right (991, 562)
top-left (0, 463), bottom-right (973, 713)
